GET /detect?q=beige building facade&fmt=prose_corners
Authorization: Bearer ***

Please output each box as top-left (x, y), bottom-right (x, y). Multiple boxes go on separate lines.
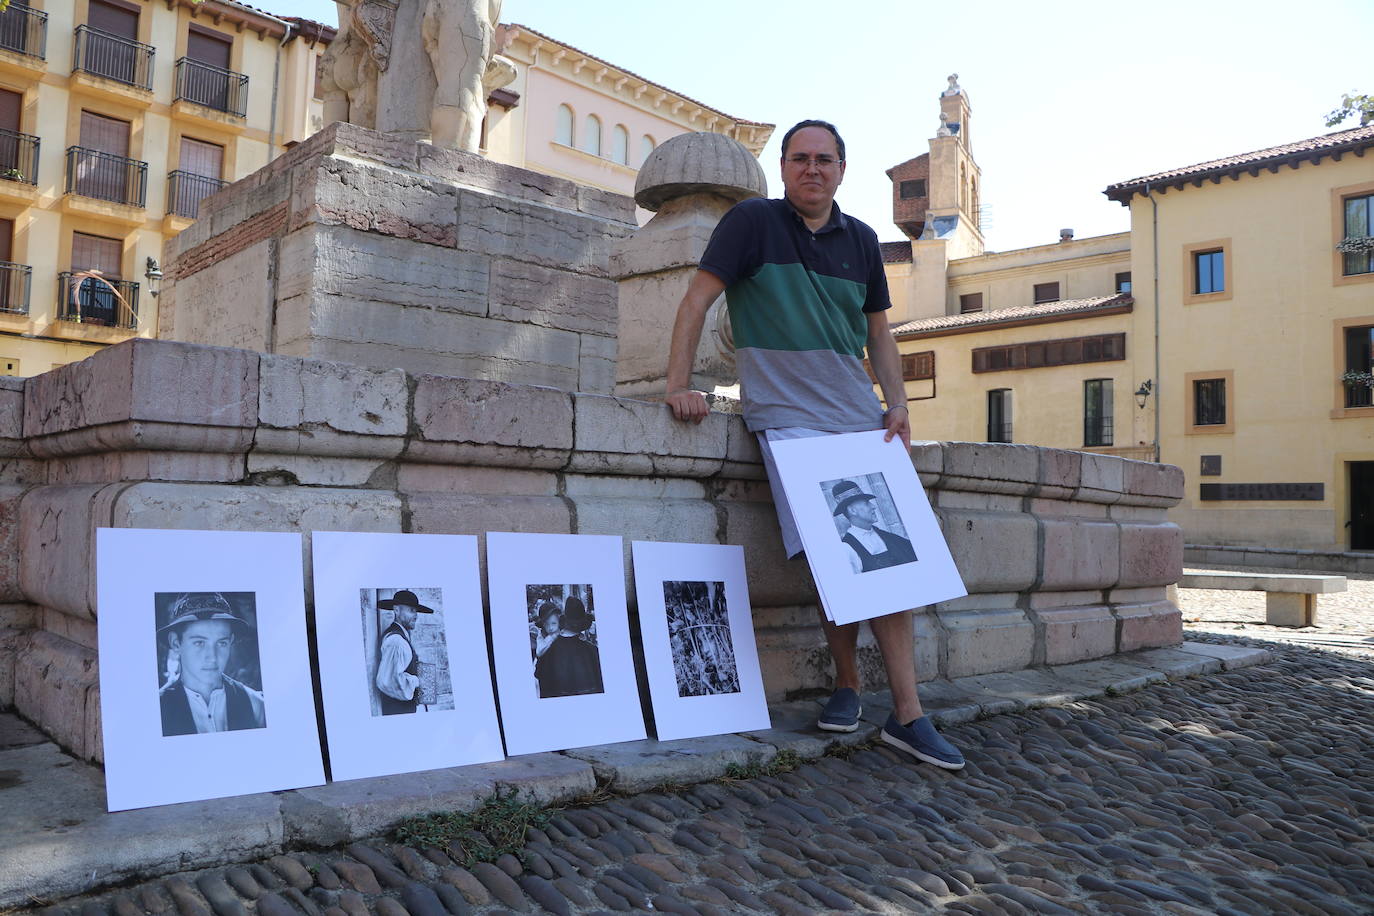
top-left (881, 79), bottom-right (1374, 554)
top-left (485, 24), bottom-right (772, 224)
top-left (0, 0), bottom-right (328, 377)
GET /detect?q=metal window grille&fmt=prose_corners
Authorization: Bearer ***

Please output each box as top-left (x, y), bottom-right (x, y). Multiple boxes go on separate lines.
top-left (0, 4), bottom-right (47, 59)
top-left (0, 261), bottom-right (30, 315)
top-left (0, 128), bottom-right (38, 185)
top-left (167, 170), bottom-right (228, 219)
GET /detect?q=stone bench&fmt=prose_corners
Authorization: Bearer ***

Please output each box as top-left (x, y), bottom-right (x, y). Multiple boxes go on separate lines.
top-left (1179, 569), bottom-right (1347, 627)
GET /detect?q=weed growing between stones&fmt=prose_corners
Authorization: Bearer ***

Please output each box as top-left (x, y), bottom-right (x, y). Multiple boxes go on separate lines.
top-left (721, 749), bottom-right (802, 780)
top-left (391, 787), bottom-right (551, 866)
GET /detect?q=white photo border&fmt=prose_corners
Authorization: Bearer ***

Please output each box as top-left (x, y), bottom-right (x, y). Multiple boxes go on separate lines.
top-left (96, 528), bottom-right (324, 812)
top-left (631, 541), bottom-right (770, 741)
top-left (769, 430), bottom-right (968, 625)
top-left (311, 532), bottom-right (504, 782)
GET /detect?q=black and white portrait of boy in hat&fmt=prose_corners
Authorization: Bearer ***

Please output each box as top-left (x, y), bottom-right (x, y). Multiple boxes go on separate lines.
top-left (825, 475), bottom-right (918, 574)
top-left (156, 592), bottom-right (267, 737)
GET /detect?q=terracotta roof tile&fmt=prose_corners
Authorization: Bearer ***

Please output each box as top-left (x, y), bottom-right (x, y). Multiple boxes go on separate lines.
top-left (1105, 125), bottom-right (1374, 203)
top-left (892, 293), bottom-right (1132, 337)
top-left (880, 241), bottom-right (912, 264)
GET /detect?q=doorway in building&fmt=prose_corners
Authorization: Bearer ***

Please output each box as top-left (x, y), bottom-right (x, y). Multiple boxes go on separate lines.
top-left (1351, 462), bottom-right (1374, 551)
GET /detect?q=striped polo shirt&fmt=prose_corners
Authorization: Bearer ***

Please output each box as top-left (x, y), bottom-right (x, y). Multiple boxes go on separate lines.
top-left (699, 196), bottom-right (890, 432)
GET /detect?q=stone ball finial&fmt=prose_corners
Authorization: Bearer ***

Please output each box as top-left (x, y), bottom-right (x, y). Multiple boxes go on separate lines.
top-left (634, 132), bottom-right (767, 212)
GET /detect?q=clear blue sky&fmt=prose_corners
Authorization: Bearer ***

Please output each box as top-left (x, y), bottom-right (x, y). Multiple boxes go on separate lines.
top-left (287, 0), bottom-right (1371, 252)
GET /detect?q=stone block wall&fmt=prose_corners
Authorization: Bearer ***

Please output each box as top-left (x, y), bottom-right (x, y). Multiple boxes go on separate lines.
top-left (0, 339), bottom-right (1184, 762)
top-left (158, 123), bottom-right (635, 394)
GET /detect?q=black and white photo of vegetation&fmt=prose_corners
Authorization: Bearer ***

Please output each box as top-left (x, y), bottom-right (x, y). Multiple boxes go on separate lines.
top-left (663, 580), bottom-right (739, 697)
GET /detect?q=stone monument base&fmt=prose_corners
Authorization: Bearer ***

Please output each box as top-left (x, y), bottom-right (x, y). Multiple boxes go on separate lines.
top-left (0, 340), bottom-right (1183, 762)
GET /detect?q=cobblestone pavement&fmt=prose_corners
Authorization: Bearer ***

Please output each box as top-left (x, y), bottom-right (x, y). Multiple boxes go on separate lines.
top-left (19, 573), bottom-right (1374, 916)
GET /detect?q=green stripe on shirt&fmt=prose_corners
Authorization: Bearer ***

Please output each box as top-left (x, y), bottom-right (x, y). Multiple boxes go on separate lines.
top-left (726, 262), bottom-right (869, 356)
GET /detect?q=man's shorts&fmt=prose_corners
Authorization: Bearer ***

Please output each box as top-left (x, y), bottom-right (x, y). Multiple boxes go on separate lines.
top-left (755, 427), bottom-right (833, 560)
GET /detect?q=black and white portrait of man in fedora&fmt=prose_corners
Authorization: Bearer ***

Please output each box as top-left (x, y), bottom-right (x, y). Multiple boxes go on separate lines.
top-left (827, 477), bottom-right (918, 574)
top-left (156, 592), bottom-right (267, 737)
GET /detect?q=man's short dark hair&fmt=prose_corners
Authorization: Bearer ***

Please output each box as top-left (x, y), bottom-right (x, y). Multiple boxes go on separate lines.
top-left (781, 120), bottom-right (845, 163)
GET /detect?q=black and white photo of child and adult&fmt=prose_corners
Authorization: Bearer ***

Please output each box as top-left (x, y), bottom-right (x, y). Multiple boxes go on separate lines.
top-left (663, 580), bottom-right (740, 698)
top-left (822, 473), bottom-right (918, 574)
top-left (527, 584), bottom-right (604, 698)
top-left (364, 588), bottom-right (454, 716)
top-left (155, 592), bottom-right (267, 737)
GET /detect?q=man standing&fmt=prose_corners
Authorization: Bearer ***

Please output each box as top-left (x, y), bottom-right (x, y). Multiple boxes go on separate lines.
top-left (375, 589), bottom-right (434, 715)
top-left (665, 119), bottom-right (963, 769)
top-left (158, 592), bottom-right (267, 737)
top-left (831, 480), bottom-right (918, 573)
top-left (533, 595), bottom-right (604, 698)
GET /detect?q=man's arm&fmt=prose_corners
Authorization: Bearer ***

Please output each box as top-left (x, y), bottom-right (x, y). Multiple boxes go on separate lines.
top-left (375, 635), bottom-right (418, 700)
top-left (866, 310), bottom-right (911, 448)
top-left (665, 269), bottom-right (728, 423)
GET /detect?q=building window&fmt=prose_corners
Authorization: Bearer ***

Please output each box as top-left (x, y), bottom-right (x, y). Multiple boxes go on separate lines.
top-left (1194, 378), bottom-right (1226, 426)
top-left (1115, 271), bottom-right (1132, 293)
top-left (1194, 249), bottom-right (1225, 294)
top-left (1033, 281), bottom-right (1059, 304)
top-left (312, 54), bottom-right (324, 100)
top-left (959, 292), bottom-right (983, 313)
top-left (901, 351), bottom-right (935, 381)
top-left (1345, 325), bottom-right (1374, 409)
top-left (899, 179), bottom-right (926, 199)
top-left (640, 134), bottom-right (655, 166)
top-left (1083, 379), bottom-right (1113, 447)
top-left (987, 389), bottom-right (1012, 442)
top-left (583, 114), bottom-right (601, 156)
top-left (554, 104), bottom-right (573, 146)
top-left (1341, 193), bottom-right (1373, 276)
top-left (610, 124), bottom-right (628, 165)
top-left (972, 332), bottom-right (1125, 373)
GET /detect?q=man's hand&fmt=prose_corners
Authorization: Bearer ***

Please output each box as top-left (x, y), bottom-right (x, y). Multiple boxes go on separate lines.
top-left (883, 405), bottom-right (911, 449)
top-left (667, 388), bottom-right (709, 423)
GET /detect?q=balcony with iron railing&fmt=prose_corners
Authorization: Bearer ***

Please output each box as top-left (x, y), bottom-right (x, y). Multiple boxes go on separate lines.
top-left (0, 3), bottom-right (46, 61)
top-left (65, 146), bottom-right (147, 208)
top-left (0, 260), bottom-right (31, 316)
top-left (174, 57), bottom-right (248, 118)
top-left (73, 25), bottom-right (153, 91)
top-left (0, 127), bottom-right (37, 185)
top-left (167, 169), bottom-right (227, 219)
top-left (58, 271), bottom-right (139, 329)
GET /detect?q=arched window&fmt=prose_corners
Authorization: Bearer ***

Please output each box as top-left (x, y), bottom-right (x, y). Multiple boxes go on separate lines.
top-left (611, 124), bottom-right (629, 165)
top-left (555, 104), bottom-right (574, 146)
top-left (583, 114), bottom-right (602, 156)
top-left (640, 134), bottom-right (655, 166)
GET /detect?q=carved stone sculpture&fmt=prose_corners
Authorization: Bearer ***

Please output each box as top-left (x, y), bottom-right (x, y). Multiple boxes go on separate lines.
top-left (320, 0), bottom-right (512, 152)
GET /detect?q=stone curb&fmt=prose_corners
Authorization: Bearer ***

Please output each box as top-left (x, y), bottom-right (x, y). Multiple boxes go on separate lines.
top-left (0, 639), bottom-right (1266, 908)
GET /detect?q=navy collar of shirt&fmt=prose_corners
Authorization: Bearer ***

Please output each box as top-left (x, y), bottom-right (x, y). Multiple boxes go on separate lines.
top-left (783, 196), bottom-right (848, 235)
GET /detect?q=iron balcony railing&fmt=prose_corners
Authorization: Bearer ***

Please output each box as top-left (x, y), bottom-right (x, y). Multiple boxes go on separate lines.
top-left (66, 146), bottom-right (147, 207)
top-left (0, 127), bottom-right (38, 185)
top-left (0, 3), bottom-right (47, 59)
top-left (174, 57), bottom-right (248, 117)
top-left (1347, 381), bottom-right (1374, 409)
top-left (167, 169), bottom-right (227, 219)
top-left (73, 25), bottom-right (154, 90)
top-left (0, 260), bottom-right (31, 315)
top-left (58, 271), bottom-right (138, 329)
top-left (1084, 417), bottom-right (1114, 448)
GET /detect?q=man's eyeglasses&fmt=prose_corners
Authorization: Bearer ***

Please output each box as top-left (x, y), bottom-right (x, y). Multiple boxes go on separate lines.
top-left (785, 154), bottom-right (843, 169)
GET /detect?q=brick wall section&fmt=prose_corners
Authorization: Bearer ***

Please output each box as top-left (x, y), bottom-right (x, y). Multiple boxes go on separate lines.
top-left (167, 201), bottom-right (289, 282)
top-left (0, 339), bottom-right (1186, 761)
top-left (888, 153), bottom-right (931, 237)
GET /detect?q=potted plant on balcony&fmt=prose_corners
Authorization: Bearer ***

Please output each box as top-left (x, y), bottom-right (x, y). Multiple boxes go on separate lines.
top-left (1341, 369), bottom-right (1374, 389)
top-left (1, 168), bottom-right (24, 182)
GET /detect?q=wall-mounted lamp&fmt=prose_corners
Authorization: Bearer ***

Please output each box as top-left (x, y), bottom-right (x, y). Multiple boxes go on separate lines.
top-left (1134, 379), bottom-right (1153, 409)
top-left (145, 256), bottom-right (163, 298)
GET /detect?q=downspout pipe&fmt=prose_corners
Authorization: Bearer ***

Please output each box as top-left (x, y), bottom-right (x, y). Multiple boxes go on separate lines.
top-left (1146, 181), bottom-right (1161, 464)
top-left (217, 2), bottom-right (295, 162)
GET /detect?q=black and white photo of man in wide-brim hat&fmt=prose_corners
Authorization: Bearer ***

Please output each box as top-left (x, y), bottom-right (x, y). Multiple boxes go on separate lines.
top-left (829, 478), bottom-right (918, 574)
top-left (157, 592), bottom-right (267, 737)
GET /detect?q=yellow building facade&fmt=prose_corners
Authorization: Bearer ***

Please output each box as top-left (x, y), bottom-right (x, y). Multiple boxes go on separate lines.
top-left (883, 82), bottom-right (1374, 554)
top-left (0, 0), bottom-right (325, 376)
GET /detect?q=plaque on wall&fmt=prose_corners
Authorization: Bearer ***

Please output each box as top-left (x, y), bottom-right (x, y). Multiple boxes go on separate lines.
top-left (1200, 455), bottom-right (1222, 476)
top-left (1199, 483), bottom-right (1324, 501)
